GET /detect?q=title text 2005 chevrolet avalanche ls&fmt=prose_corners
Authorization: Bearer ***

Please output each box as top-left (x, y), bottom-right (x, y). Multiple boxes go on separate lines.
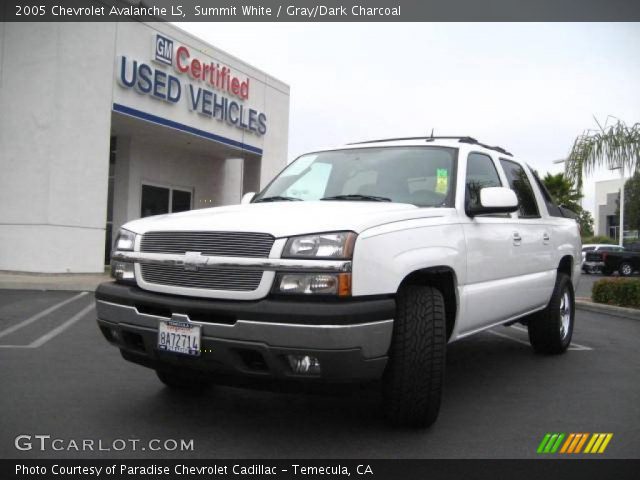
top-left (96, 136), bottom-right (581, 427)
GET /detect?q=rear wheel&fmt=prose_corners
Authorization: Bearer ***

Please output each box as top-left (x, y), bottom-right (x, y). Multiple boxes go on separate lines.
top-left (383, 284), bottom-right (446, 428)
top-left (619, 262), bottom-right (633, 277)
top-left (156, 369), bottom-right (212, 392)
top-left (528, 273), bottom-right (574, 354)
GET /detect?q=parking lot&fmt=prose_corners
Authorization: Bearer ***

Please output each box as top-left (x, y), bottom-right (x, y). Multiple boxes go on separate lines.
top-left (0, 283), bottom-right (638, 459)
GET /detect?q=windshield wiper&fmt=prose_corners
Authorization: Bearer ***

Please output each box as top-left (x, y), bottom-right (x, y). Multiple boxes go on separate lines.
top-left (320, 194), bottom-right (392, 202)
top-left (253, 195), bottom-right (302, 203)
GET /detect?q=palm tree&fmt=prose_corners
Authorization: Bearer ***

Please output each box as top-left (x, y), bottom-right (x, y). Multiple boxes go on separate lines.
top-left (542, 172), bottom-right (583, 213)
top-left (565, 117), bottom-right (640, 244)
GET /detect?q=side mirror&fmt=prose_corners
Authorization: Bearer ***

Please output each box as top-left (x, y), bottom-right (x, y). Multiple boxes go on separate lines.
top-left (468, 187), bottom-right (519, 217)
top-left (241, 192), bottom-right (256, 204)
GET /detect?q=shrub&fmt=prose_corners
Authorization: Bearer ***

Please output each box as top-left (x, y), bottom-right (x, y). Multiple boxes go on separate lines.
top-left (592, 278), bottom-right (640, 309)
top-left (581, 235), bottom-right (617, 245)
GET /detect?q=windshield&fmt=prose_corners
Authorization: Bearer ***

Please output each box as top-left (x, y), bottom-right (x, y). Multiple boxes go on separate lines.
top-left (254, 146), bottom-right (457, 207)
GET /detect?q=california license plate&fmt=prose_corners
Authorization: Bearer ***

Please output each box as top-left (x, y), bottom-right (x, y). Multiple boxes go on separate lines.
top-left (157, 320), bottom-right (201, 357)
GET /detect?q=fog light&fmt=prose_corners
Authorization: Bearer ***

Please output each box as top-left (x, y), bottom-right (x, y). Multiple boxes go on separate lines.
top-left (111, 328), bottom-right (121, 342)
top-left (111, 261), bottom-right (135, 283)
top-left (287, 355), bottom-right (321, 375)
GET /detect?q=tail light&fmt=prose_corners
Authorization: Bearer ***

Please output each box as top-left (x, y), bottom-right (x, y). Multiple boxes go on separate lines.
top-left (601, 252), bottom-right (608, 262)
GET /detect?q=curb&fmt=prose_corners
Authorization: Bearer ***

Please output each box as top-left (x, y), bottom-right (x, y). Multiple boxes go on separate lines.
top-left (576, 299), bottom-right (640, 321)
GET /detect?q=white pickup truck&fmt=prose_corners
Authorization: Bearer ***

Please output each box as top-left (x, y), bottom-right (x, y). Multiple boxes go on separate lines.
top-left (96, 136), bottom-right (581, 427)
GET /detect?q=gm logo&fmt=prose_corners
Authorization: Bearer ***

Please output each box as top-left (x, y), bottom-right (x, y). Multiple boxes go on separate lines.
top-left (154, 34), bottom-right (173, 65)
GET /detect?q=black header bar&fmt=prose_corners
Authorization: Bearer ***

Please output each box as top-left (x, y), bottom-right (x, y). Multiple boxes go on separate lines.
top-left (2, 0), bottom-right (640, 22)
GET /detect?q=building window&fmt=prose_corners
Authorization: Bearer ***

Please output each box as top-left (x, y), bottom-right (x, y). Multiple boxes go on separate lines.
top-left (141, 184), bottom-right (192, 218)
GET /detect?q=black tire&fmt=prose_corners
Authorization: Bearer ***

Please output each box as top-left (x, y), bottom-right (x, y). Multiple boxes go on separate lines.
top-left (383, 284), bottom-right (446, 428)
top-left (156, 369), bottom-right (212, 392)
top-left (527, 273), bottom-right (574, 354)
top-left (619, 262), bottom-right (634, 277)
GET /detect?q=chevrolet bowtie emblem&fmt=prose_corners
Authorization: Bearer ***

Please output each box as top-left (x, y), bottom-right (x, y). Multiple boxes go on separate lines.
top-left (183, 252), bottom-right (208, 271)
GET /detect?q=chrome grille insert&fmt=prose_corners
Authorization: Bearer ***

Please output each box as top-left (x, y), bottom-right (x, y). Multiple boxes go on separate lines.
top-left (140, 231), bottom-right (274, 258)
top-left (140, 264), bottom-right (263, 291)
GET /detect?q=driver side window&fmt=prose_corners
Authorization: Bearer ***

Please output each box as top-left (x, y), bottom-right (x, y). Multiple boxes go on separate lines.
top-left (465, 153), bottom-right (502, 215)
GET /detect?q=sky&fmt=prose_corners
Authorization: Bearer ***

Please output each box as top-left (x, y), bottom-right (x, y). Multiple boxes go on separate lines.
top-left (175, 22), bottom-right (640, 215)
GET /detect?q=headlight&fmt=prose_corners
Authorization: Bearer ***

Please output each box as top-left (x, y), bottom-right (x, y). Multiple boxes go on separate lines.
top-left (283, 232), bottom-right (356, 259)
top-left (113, 229), bottom-right (136, 251)
top-left (275, 273), bottom-right (352, 297)
top-left (111, 229), bottom-right (137, 284)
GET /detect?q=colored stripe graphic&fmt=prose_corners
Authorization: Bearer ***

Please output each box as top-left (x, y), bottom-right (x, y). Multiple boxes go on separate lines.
top-left (540, 433), bottom-right (613, 454)
top-left (584, 434), bottom-right (613, 454)
top-left (537, 433), bottom-right (565, 453)
top-left (537, 434), bottom-right (552, 453)
top-left (567, 433), bottom-right (583, 453)
top-left (560, 433), bottom-right (575, 453)
top-left (574, 433), bottom-right (589, 453)
top-left (550, 434), bottom-right (565, 453)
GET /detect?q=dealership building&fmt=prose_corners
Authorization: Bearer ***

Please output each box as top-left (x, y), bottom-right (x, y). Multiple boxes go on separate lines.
top-left (0, 21), bottom-right (290, 273)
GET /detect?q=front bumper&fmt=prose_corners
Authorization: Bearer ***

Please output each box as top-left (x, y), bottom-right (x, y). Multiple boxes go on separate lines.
top-left (95, 282), bottom-right (395, 383)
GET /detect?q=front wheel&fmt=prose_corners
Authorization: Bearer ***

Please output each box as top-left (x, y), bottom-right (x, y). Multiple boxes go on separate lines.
top-left (383, 284), bottom-right (446, 428)
top-left (528, 273), bottom-right (575, 354)
top-left (619, 262), bottom-right (634, 277)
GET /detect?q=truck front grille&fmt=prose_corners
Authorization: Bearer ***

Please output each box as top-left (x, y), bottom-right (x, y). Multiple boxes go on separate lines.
top-left (140, 231), bottom-right (274, 258)
top-left (140, 264), bottom-right (263, 291)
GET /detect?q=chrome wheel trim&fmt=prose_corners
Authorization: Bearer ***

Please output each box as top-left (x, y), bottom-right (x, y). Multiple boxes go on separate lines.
top-left (559, 290), bottom-right (572, 340)
top-left (621, 263), bottom-right (632, 275)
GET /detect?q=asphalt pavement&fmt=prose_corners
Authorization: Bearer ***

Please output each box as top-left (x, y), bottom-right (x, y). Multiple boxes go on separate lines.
top-left (576, 273), bottom-right (599, 299)
top-left (0, 288), bottom-right (638, 459)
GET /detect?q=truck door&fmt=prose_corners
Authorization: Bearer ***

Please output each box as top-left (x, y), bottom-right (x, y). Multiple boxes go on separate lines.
top-left (460, 153), bottom-right (554, 335)
top-left (498, 159), bottom-right (555, 306)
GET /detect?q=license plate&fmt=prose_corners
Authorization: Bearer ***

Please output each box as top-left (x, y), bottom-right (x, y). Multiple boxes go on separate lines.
top-left (157, 320), bottom-right (201, 357)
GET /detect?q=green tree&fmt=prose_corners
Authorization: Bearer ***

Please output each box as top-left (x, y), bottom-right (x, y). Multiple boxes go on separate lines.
top-left (542, 172), bottom-right (583, 213)
top-left (541, 172), bottom-right (595, 236)
top-left (577, 210), bottom-right (594, 237)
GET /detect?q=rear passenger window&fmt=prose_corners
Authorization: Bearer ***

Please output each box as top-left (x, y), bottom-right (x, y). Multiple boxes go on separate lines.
top-left (465, 153), bottom-right (502, 215)
top-left (499, 159), bottom-right (540, 218)
top-left (530, 170), bottom-right (563, 217)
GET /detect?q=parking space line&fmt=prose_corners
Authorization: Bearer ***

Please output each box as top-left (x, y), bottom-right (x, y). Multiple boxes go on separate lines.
top-left (509, 325), bottom-right (593, 351)
top-left (488, 327), bottom-right (592, 351)
top-left (29, 303), bottom-right (94, 348)
top-left (0, 303), bottom-right (94, 349)
top-left (0, 291), bottom-right (88, 341)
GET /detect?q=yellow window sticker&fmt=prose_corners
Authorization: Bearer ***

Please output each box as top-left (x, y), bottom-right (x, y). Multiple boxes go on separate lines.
top-left (436, 168), bottom-right (448, 194)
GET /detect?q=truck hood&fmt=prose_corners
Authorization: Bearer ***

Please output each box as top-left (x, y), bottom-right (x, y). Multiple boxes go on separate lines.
top-left (123, 201), bottom-right (452, 238)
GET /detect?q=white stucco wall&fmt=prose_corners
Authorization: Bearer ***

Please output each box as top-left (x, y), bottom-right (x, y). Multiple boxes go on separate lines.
top-left (594, 179), bottom-right (623, 236)
top-left (0, 22), bottom-right (117, 272)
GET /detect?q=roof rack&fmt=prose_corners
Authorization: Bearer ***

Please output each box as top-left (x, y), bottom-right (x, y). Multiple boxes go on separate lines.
top-left (347, 136), bottom-right (513, 156)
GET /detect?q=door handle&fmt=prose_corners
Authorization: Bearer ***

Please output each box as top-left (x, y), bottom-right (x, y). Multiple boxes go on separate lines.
top-left (513, 232), bottom-right (522, 246)
top-left (543, 232), bottom-right (550, 244)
